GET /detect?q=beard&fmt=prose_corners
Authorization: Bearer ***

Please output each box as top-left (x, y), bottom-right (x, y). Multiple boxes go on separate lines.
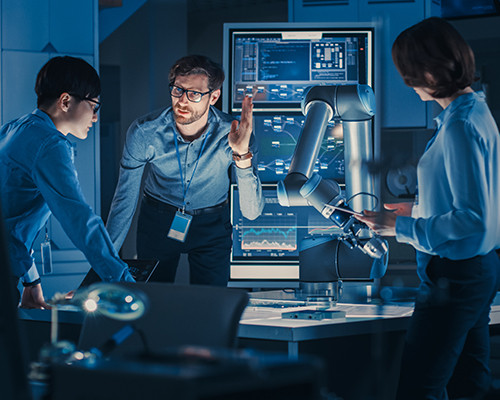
top-left (173, 102), bottom-right (210, 126)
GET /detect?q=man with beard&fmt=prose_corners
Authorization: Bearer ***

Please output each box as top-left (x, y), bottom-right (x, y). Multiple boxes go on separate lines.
top-left (106, 55), bottom-right (263, 286)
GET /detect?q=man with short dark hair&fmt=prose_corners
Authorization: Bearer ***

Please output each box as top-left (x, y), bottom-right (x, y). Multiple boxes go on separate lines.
top-left (0, 56), bottom-right (135, 309)
top-left (107, 55), bottom-right (263, 286)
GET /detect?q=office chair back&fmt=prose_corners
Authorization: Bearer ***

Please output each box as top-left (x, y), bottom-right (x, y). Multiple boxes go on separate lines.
top-left (78, 282), bottom-right (249, 356)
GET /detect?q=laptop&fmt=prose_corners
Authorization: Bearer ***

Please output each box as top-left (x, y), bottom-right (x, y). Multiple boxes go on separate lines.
top-left (78, 259), bottom-right (159, 288)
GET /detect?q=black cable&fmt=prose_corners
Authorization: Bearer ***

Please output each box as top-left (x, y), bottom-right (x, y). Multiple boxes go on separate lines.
top-left (345, 191), bottom-right (379, 211)
top-left (334, 240), bottom-right (341, 280)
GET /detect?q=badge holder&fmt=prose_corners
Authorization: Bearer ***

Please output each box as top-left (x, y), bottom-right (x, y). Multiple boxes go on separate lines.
top-left (41, 226), bottom-right (53, 274)
top-left (167, 210), bottom-right (192, 242)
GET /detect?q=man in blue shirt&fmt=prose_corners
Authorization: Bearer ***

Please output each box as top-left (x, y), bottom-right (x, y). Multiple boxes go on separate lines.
top-left (357, 18), bottom-right (500, 399)
top-left (107, 55), bottom-right (263, 286)
top-left (0, 56), bottom-right (135, 309)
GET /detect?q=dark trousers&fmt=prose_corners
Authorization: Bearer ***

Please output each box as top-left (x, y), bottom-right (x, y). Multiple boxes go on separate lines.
top-left (396, 251), bottom-right (500, 400)
top-left (136, 197), bottom-right (232, 287)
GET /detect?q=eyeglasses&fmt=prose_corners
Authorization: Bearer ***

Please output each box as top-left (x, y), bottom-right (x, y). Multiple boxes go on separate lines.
top-left (69, 93), bottom-right (101, 113)
top-left (169, 84), bottom-right (212, 103)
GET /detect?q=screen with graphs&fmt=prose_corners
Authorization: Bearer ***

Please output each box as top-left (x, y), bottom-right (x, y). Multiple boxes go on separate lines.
top-left (224, 23), bottom-right (375, 282)
top-left (230, 184), bottom-right (343, 270)
top-left (252, 114), bottom-right (345, 183)
top-left (226, 26), bottom-right (373, 112)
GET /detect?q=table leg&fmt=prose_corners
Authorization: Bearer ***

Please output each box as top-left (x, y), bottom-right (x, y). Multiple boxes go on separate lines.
top-left (288, 341), bottom-right (299, 360)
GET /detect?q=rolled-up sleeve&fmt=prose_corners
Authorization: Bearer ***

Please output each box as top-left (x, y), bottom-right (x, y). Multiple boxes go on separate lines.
top-left (106, 122), bottom-right (151, 250)
top-left (234, 165), bottom-right (263, 220)
top-left (395, 120), bottom-right (488, 260)
top-left (233, 134), bottom-right (264, 220)
top-left (33, 139), bottom-right (133, 282)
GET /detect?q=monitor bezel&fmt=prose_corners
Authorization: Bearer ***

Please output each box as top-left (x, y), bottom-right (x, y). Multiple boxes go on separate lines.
top-left (229, 183), bottom-right (346, 282)
top-left (223, 22), bottom-right (376, 114)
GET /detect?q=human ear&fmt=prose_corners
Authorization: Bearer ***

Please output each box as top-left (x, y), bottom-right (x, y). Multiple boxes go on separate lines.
top-left (424, 72), bottom-right (437, 86)
top-left (58, 93), bottom-right (72, 112)
top-left (210, 89), bottom-right (221, 105)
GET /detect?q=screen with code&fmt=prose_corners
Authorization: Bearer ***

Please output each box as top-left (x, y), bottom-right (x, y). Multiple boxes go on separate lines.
top-left (226, 25), bottom-right (373, 112)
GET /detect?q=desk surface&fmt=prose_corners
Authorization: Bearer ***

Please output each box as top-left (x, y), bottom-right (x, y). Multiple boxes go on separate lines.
top-left (237, 289), bottom-right (500, 343)
top-left (18, 286), bottom-right (500, 344)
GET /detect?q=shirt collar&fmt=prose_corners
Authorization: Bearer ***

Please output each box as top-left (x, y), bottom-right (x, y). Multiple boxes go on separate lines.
top-left (33, 108), bottom-right (58, 131)
top-left (434, 91), bottom-right (483, 129)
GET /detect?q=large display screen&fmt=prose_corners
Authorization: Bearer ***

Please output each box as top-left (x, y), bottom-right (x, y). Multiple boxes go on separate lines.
top-left (224, 25), bottom-right (374, 112)
top-left (252, 113), bottom-right (345, 183)
top-left (224, 23), bottom-right (375, 283)
top-left (230, 184), bottom-right (343, 280)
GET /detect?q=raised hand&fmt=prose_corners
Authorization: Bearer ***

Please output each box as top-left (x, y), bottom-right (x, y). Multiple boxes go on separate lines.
top-left (229, 95), bottom-right (253, 155)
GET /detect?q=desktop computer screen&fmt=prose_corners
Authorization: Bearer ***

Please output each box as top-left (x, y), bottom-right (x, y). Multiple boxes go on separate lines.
top-left (252, 113), bottom-right (345, 183)
top-left (230, 184), bottom-right (343, 281)
top-left (224, 23), bottom-right (376, 284)
top-left (223, 23), bottom-right (374, 113)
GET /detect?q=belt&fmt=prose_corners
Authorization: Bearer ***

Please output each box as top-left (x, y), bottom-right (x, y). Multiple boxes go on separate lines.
top-left (143, 192), bottom-right (228, 216)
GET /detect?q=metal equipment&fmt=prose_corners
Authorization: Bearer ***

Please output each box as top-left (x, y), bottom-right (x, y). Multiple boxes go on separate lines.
top-left (277, 84), bottom-right (389, 301)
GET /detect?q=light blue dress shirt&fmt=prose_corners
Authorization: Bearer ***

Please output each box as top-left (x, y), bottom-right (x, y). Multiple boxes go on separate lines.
top-left (395, 92), bottom-right (500, 283)
top-left (107, 106), bottom-right (264, 250)
top-left (0, 109), bottom-right (134, 282)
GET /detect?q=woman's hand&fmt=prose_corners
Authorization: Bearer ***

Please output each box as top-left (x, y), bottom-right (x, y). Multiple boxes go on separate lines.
top-left (355, 209), bottom-right (398, 237)
top-left (384, 202), bottom-right (413, 217)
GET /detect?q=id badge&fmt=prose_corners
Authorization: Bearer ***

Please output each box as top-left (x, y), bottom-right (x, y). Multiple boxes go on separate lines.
top-left (167, 211), bottom-right (192, 242)
top-left (41, 238), bottom-right (53, 274)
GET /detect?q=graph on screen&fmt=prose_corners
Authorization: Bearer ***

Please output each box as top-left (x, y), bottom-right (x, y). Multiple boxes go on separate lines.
top-left (231, 184), bottom-right (343, 266)
top-left (240, 214), bottom-right (297, 251)
top-left (253, 114), bottom-right (345, 182)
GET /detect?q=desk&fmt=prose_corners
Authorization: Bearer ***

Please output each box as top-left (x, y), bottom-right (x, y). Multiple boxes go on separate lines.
top-left (19, 287), bottom-right (500, 400)
top-left (236, 290), bottom-right (500, 399)
top-left (239, 298), bottom-right (414, 358)
top-left (238, 290), bottom-right (500, 359)
top-left (19, 287), bottom-right (500, 361)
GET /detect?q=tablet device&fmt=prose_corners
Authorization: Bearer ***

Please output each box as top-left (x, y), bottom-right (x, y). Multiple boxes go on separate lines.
top-left (78, 259), bottom-right (159, 288)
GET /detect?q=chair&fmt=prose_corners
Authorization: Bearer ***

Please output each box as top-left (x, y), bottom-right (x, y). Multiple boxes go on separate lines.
top-left (77, 282), bottom-right (249, 356)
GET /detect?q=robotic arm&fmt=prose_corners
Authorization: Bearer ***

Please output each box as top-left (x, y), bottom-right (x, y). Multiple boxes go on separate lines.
top-left (277, 84), bottom-right (388, 261)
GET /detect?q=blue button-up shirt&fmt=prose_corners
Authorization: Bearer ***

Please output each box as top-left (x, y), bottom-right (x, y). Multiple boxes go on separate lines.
top-left (395, 92), bottom-right (500, 283)
top-left (106, 106), bottom-right (264, 250)
top-left (0, 109), bottom-right (134, 282)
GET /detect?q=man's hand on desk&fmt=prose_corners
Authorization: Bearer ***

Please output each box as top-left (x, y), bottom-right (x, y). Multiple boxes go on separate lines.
top-left (20, 283), bottom-right (51, 309)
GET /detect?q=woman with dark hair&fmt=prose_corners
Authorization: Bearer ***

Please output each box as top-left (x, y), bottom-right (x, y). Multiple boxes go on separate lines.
top-left (357, 17), bottom-right (500, 399)
top-left (0, 56), bottom-right (134, 309)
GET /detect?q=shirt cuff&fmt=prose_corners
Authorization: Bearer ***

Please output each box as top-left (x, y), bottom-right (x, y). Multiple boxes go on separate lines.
top-left (22, 278), bottom-right (41, 287)
top-left (121, 269), bottom-right (136, 283)
top-left (21, 263), bottom-right (40, 284)
top-left (234, 165), bottom-right (256, 179)
top-left (395, 216), bottom-right (415, 244)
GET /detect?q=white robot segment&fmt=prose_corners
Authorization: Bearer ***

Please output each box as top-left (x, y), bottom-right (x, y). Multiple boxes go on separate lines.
top-left (277, 84), bottom-right (388, 262)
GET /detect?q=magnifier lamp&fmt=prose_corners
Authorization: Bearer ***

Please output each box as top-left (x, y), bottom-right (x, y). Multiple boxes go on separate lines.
top-left (29, 283), bottom-right (148, 380)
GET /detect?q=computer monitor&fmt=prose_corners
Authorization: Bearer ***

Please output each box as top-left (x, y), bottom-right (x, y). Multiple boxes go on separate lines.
top-left (224, 23), bottom-right (376, 285)
top-left (224, 23), bottom-right (376, 185)
top-left (230, 184), bottom-right (343, 282)
top-left (223, 23), bottom-right (374, 113)
top-left (252, 113), bottom-right (345, 183)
